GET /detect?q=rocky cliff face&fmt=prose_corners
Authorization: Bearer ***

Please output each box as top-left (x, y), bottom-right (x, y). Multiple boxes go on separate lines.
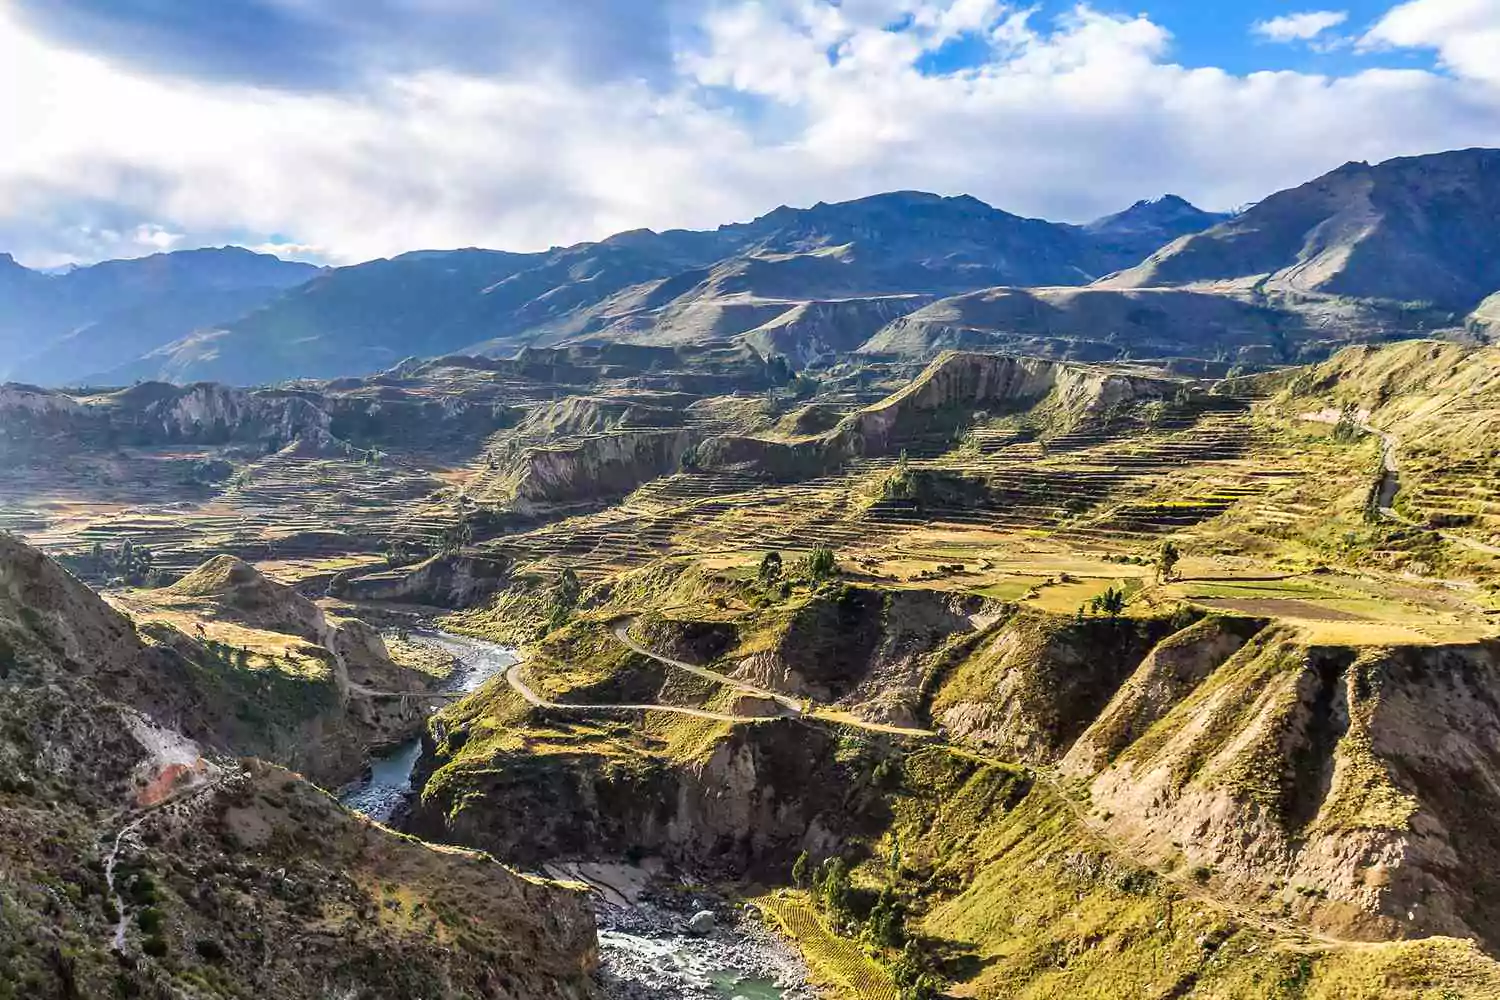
top-left (694, 351), bottom-right (1173, 478)
top-left (338, 552), bottom-right (513, 608)
top-left (408, 717), bottom-right (887, 876)
top-left (0, 535), bottom-right (597, 998)
top-left (0, 380), bottom-right (332, 457)
top-left (923, 605), bottom-right (1500, 950)
top-left (1079, 632), bottom-right (1500, 949)
top-left (507, 429), bottom-right (694, 507)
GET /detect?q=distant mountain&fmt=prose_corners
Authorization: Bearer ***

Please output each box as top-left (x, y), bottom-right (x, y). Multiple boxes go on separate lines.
top-left (0, 247), bottom-right (321, 385)
top-left (1102, 148), bottom-right (1500, 309)
top-left (1082, 195), bottom-right (1233, 264)
top-left (99, 192), bottom-right (1178, 385)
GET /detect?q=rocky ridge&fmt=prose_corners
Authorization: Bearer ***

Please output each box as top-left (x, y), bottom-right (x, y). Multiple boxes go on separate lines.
top-left (0, 533), bottom-right (596, 998)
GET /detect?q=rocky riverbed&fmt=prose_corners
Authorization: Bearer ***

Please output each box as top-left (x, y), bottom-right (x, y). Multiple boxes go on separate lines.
top-left (336, 634), bottom-right (817, 999)
top-left (594, 893), bottom-right (815, 1000)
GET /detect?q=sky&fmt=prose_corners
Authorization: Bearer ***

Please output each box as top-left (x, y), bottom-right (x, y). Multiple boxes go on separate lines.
top-left (1, 0), bottom-right (1497, 268)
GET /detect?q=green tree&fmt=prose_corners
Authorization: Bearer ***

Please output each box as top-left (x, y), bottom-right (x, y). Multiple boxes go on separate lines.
top-left (1156, 540), bottom-right (1181, 583)
top-left (804, 547), bottom-right (837, 583)
top-left (818, 858), bottom-right (852, 922)
top-left (865, 886), bottom-right (906, 948)
top-left (791, 850), bottom-right (810, 888)
top-left (1091, 586), bottom-right (1127, 618)
top-left (758, 551), bottom-right (783, 587)
top-left (554, 568), bottom-right (581, 612)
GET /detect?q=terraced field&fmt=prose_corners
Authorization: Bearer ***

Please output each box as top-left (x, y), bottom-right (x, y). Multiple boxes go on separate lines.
top-left (755, 892), bottom-right (899, 1000)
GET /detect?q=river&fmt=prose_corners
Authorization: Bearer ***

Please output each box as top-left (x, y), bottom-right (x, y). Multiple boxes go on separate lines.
top-left (337, 630), bottom-right (809, 1000)
top-left (337, 630), bottom-right (514, 823)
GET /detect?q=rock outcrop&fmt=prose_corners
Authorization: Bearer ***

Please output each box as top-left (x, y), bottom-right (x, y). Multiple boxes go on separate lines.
top-left (507, 429), bottom-right (694, 507)
top-left (338, 552), bottom-right (513, 608)
top-left (694, 351), bottom-right (1175, 478)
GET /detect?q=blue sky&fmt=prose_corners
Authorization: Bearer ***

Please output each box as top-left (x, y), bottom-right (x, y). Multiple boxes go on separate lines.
top-left (0, 0), bottom-right (1496, 266)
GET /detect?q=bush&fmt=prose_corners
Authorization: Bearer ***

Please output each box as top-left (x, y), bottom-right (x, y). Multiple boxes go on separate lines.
top-left (136, 907), bottom-right (165, 934)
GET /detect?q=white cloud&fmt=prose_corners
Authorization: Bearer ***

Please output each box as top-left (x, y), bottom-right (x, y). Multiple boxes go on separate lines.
top-left (0, 2), bottom-right (1498, 267)
top-left (1364, 0), bottom-right (1500, 84)
top-left (1252, 10), bottom-right (1349, 42)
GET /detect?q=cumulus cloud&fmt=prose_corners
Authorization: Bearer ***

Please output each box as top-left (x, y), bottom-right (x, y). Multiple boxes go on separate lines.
top-left (1364, 0), bottom-right (1500, 84)
top-left (1252, 10), bottom-right (1349, 42)
top-left (0, 1), bottom-right (1498, 267)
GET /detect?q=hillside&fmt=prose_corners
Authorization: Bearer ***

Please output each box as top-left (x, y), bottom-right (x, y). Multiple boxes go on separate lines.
top-left (0, 534), bottom-right (596, 997)
top-left (1103, 148), bottom-right (1500, 311)
top-left (91, 192), bottom-right (1218, 386)
top-left (0, 247), bottom-right (319, 386)
top-left (859, 284), bottom-right (1457, 366)
top-left (5, 321), bottom-right (1500, 996)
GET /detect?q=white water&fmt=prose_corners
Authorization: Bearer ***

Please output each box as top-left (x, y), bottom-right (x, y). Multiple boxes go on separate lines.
top-left (337, 632), bottom-right (805, 999)
top-left (598, 926), bottom-right (798, 1000)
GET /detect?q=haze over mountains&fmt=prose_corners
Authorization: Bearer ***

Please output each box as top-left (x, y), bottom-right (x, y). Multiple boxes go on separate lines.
top-left (0, 248), bottom-right (321, 385)
top-left (2, 147), bottom-right (1497, 388)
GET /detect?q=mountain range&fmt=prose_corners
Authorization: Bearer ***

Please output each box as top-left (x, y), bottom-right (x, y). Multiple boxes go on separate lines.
top-left (2, 147), bottom-right (1497, 387)
top-left (0, 247), bottom-right (321, 385)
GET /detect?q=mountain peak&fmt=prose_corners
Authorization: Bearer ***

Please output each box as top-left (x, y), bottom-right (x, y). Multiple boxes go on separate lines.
top-left (1100, 147), bottom-right (1500, 308)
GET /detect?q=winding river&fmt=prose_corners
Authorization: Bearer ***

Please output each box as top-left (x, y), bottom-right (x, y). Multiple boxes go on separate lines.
top-left (337, 630), bottom-right (805, 1000)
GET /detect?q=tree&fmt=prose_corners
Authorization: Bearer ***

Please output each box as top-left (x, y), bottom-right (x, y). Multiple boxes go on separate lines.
top-left (791, 850), bottom-right (810, 888)
top-left (804, 547), bottom-right (837, 583)
top-left (758, 551), bottom-right (783, 587)
top-left (555, 568), bottom-right (581, 611)
top-left (440, 515), bottom-right (474, 555)
top-left (1091, 586), bottom-right (1127, 618)
top-left (1156, 540), bottom-right (1181, 583)
top-left (818, 858), bottom-right (852, 923)
top-left (865, 886), bottom-right (906, 948)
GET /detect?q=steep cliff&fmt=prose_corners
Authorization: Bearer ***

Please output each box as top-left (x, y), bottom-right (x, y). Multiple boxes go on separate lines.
top-left (0, 535), bottom-right (597, 998)
top-left (694, 351), bottom-right (1175, 478)
top-left (506, 429), bottom-right (694, 507)
top-left (337, 552), bottom-right (513, 608)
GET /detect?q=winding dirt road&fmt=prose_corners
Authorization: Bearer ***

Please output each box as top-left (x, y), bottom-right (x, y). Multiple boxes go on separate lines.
top-left (504, 662), bottom-right (781, 723)
top-left (610, 616), bottom-right (936, 738)
top-left (611, 617), bottom-right (805, 715)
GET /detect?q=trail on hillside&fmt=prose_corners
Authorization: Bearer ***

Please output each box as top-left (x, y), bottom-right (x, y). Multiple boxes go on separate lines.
top-left (611, 617), bottom-right (935, 737)
top-left (504, 662), bottom-right (779, 723)
top-left (1301, 412), bottom-right (1500, 559)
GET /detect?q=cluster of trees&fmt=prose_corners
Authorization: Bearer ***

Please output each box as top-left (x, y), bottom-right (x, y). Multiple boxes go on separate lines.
top-left (790, 850), bottom-right (941, 1000)
top-left (757, 547), bottom-right (838, 593)
top-left (90, 539), bottom-right (159, 587)
top-left (1082, 585), bottom-right (1127, 619)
